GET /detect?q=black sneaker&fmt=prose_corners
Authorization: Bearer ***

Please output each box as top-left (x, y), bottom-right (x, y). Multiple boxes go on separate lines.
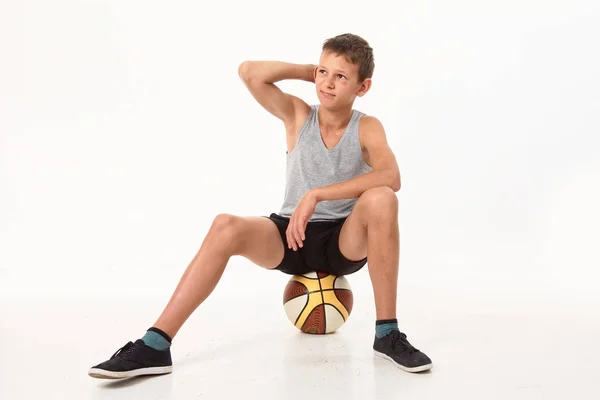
top-left (373, 330), bottom-right (433, 372)
top-left (88, 339), bottom-right (173, 379)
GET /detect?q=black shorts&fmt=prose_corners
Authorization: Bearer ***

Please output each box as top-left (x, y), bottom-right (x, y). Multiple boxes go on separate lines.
top-left (262, 213), bottom-right (368, 276)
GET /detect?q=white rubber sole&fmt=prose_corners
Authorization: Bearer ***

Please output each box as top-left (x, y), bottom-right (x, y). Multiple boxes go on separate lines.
top-left (374, 350), bottom-right (433, 373)
top-left (88, 365), bottom-right (173, 379)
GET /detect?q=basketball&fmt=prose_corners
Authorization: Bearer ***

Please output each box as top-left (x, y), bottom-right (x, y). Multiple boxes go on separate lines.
top-left (283, 271), bottom-right (353, 334)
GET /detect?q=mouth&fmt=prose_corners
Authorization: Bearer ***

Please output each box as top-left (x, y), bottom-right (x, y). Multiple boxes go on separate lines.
top-left (321, 91), bottom-right (335, 97)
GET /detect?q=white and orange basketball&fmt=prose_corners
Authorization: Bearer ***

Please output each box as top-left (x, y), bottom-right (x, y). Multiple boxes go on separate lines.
top-left (283, 271), bottom-right (353, 334)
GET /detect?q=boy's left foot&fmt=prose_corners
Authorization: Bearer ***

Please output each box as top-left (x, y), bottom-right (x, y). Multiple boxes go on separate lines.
top-left (373, 330), bottom-right (433, 372)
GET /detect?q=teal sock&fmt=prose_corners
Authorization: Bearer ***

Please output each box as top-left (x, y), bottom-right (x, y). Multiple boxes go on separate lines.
top-left (376, 318), bottom-right (399, 338)
top-left (141, 327), bottom-right (172, 351)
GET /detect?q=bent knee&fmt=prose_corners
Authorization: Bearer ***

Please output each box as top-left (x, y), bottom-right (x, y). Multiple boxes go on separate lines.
top-left (360, 186), bottom-right (398, 210)
top-left (212, 213), bottom-right (238, 229)
top-left (209, 214), bottom-right (244, 249)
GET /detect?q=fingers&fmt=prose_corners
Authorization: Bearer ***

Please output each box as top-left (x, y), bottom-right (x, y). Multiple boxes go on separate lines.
top-left (286, 225), bottom-right (294, 251)
top-left (286, 215), bottom-right (305, 251)
top-left (286, 218), bottom-right (296, 251)
top-left (296, 221), bottom-right (305, 245)
top-left (293, 225), bottom-right (304, 250)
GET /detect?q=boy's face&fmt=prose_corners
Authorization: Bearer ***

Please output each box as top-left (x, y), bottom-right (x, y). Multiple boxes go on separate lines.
top-left (315, 50), bottom-right (371, 107)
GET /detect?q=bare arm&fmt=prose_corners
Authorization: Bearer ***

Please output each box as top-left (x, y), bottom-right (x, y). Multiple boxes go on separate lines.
top-left (238, 61), bottom-right (316, 126)
top-left (312, 117), bottom-right (401, 202)
top-left (239, 61), bottom-right (316, 84)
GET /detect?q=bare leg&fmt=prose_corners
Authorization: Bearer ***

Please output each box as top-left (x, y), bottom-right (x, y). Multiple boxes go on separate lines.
top-left (339, 187), bottom-right (433, 372)
top-left (365, 193), bottom-right (400, 321)
top-left (338, 186), bottom-right (400, 320)
top-left (151, 214), bottom-right (284, 339)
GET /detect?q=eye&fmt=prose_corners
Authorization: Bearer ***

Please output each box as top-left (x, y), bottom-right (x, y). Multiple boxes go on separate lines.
top-left (319, 69), bottom-right (326, 74)
top-left (337, 74), bottom-right (346, 80)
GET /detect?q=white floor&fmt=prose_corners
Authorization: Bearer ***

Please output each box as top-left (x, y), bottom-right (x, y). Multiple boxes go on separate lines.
top-left (1, 261), bottom-right (599, 400)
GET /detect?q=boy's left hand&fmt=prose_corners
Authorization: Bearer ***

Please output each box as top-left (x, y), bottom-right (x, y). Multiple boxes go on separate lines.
top-left (286, 190), bottom-right (319, 251)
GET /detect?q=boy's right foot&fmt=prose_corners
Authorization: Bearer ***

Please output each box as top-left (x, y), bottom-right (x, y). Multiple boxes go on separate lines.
top-left (88, 339), bottom-right (173, 379)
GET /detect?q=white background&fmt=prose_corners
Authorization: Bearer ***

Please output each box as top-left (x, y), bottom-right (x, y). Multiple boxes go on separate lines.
top-left (1, 0), bottom-right (599, 399)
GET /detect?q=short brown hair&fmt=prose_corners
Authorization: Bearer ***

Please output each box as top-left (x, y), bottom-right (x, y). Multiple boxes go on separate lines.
top-left (322, 33), bottom-right (374, 82)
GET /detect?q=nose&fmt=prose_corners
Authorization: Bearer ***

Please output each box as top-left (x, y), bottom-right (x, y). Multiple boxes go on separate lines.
top-left (326, 75), bottom-right (335, 88)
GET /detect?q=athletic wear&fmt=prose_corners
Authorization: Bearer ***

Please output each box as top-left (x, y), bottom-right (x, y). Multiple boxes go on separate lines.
top-left (263, 212), bottom-right (367, 276)
top-left (278, 104), bottom-right (372, 221)
top-left (375, 318), bottom-right (399, 338)
top-left (373, 330), bottom-right (433, 373)
top-left (88, 339), bottom-right (173, 379)
top-left (141, 327), bottom-right (172, 351)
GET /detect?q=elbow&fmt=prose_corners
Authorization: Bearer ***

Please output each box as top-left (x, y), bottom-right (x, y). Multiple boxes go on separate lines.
top-left (238, 61), bottom-right (252, 82)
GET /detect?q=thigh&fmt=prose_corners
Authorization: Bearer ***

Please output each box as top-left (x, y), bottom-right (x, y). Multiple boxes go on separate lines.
top-left (337, 209), bottom-right (369, 263)
top-left (326, 216), bottom-right (368, 276)
top-left (218, 214), bottom-right (285, 270)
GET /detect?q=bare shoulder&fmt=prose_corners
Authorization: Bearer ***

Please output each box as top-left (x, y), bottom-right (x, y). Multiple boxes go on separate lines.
top-left (283, 97), bottom-right (312, 153)
top-left (358, 115), bottom-right (399, 181)
top-left (291, 96), bottom-right (311, 129)
top-left (285, 96), bottom-right (311, 137)
top-left (358, 115), bottom-right (387, 150)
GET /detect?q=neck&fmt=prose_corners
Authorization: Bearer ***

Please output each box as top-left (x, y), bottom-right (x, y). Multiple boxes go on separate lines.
top-left (318, 105), bottom-right (353, 134)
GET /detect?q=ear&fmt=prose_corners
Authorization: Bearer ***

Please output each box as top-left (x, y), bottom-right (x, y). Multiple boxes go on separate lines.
top-left (356, 78), bottom-right (372, 97)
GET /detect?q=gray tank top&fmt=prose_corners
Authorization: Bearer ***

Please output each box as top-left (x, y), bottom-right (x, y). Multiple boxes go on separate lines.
top-left (278, 104), bottom-right (373, 221)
